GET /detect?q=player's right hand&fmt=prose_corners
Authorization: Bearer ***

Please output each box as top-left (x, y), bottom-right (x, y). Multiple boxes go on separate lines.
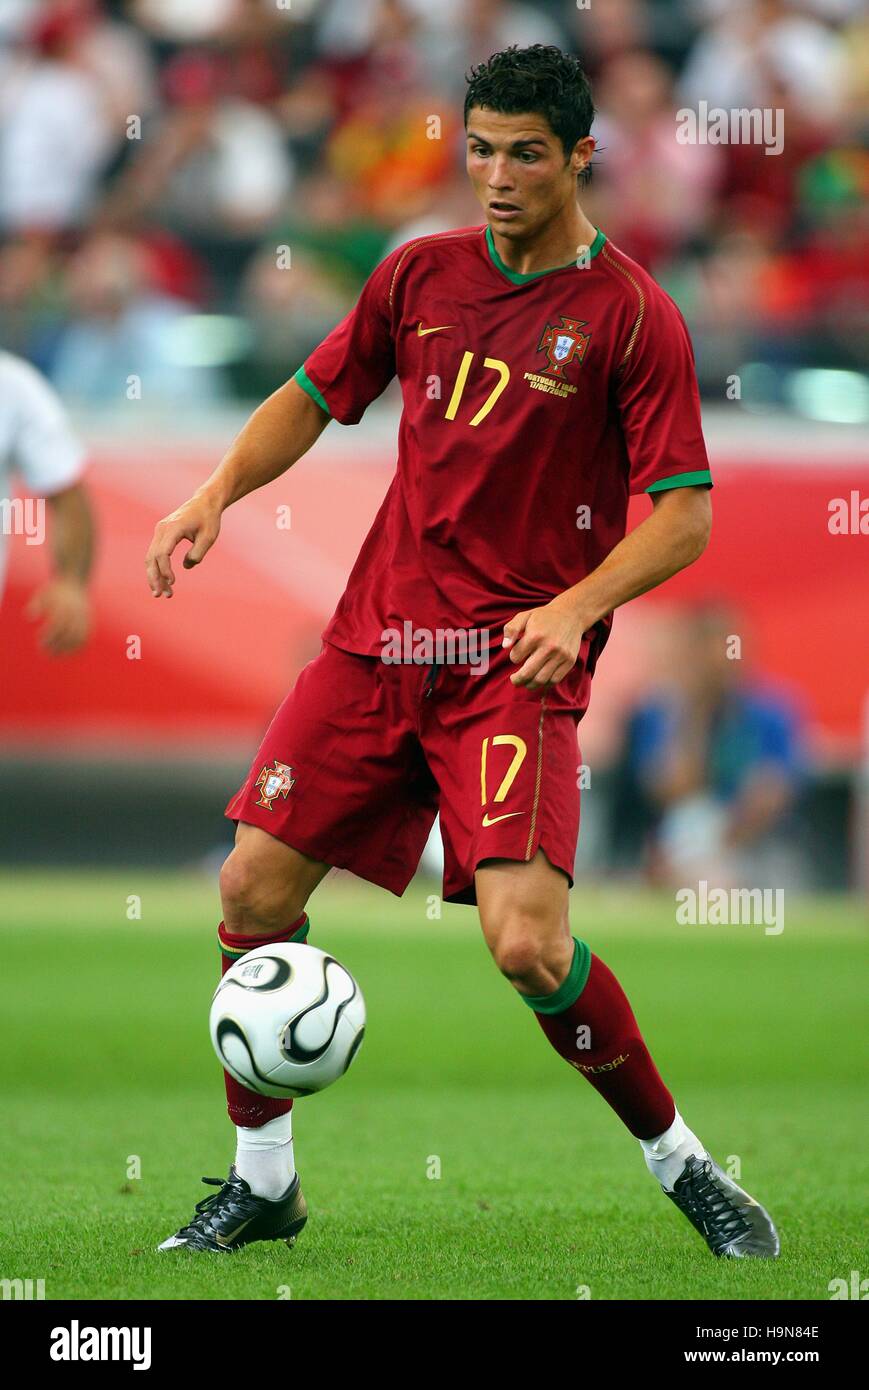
top-left (145, 496), bottom-right (222, 597)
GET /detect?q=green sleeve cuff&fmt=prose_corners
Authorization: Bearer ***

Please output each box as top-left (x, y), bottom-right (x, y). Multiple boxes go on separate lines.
top-left (293, 365), bottom-right (331, 417)
top-left (646, 468), bottom-right (713, 493)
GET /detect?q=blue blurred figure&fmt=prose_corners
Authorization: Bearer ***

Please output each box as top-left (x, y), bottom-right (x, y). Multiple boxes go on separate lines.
top-left (618, 604), bottom-right (804, 888)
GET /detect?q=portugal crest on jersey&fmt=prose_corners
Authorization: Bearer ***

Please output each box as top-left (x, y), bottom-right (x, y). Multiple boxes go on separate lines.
top-left (254, 760), bottom-right (296, 809)
top-left (536, 316), bottom-right (591, 379)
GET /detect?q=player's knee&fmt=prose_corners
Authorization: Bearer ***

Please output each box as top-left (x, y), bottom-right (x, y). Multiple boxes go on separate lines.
top-left (492, 930), bottom-right (542, 984)
top-left (219, 848), bottom-right (303, 934)
top-left (489, 922), bottom-right (547, 989)
top-left (490, 919), bottom-right (569, 993)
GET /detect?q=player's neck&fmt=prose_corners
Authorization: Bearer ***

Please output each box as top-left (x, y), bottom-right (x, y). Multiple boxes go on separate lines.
top-left (488, 204), bottom-right (599, 276)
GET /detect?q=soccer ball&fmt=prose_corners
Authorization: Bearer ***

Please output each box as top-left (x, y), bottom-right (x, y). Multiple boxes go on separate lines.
top-left (210, 943), bottom-right (366, 1098)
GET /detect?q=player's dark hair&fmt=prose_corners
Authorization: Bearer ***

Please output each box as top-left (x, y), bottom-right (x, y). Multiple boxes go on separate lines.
top-left (464, 45), bottom-right (595, 184)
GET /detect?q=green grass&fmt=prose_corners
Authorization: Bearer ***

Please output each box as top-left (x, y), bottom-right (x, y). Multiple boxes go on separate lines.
top-left (1, 870), bottom-right (866, 1300)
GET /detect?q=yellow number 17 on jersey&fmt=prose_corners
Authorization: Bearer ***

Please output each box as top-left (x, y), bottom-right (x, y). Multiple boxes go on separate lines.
top-left (445, 352), bottom-right (510, 427)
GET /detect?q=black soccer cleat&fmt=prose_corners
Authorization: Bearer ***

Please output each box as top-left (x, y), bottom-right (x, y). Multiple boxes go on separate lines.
top-left (157, 1165), bottom-right (307, 1253)
top-left (664, 1153), bottom-right (780, 1259)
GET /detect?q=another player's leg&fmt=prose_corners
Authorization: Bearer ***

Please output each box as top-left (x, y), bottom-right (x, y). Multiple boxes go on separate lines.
top-left (159, 825), bottom-right (330, 1253)
top-left (475, 851), bottom-right (780, 1259)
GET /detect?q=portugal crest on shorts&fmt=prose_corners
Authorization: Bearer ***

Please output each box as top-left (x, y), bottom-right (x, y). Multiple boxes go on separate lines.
top-left (254, 760), bottom-right (296, 809)
top-left (536, 315), bottom-right (591, 379)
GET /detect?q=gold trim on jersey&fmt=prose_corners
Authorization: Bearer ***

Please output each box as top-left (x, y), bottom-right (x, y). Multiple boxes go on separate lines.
top-left (524, 696), bottom-right (547, 860)
top-left (388, 229), bottom-right (482, 308)
top-left (601, 245), bottom-right (646, 365)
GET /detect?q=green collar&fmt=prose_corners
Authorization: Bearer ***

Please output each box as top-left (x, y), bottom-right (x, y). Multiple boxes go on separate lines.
top-left (485, 224), bottom-right (605, 285)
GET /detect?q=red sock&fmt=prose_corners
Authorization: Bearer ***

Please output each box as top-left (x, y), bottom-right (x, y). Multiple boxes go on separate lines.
top-left (217, 913), bottom-right (310, 1128)
top-left (528, 941), bottom-right (675, 1139)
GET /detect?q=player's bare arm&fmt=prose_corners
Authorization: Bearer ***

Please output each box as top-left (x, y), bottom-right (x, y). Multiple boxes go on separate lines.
top-left (27, 480), bottom-right (94, 654)
top-left (504, 486), bottom-right (712, 691)
top-left (145, 377), bottom-right (329, 598)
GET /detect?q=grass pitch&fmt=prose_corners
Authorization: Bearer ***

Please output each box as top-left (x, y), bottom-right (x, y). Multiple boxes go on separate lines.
top-left (1, 870), bottom-right (866, 1301)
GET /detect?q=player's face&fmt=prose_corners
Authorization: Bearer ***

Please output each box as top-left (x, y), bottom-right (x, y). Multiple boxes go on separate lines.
top-left (465, 107), bottom-right (591, 240)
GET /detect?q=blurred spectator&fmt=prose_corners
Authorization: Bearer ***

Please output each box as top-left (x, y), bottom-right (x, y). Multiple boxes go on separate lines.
top-left (47, 233), bottom-right (226, 403)
top-left (76, 3), bottom-right (158, 133)
top-left (100, 48), bottom-right (295, 246)
top-left (314, 0), bottom-right (567, 94)
top-left (614, 605), bottom-right (805, 888)
top-left (270, 170), bottom-right (389, 282)
top-left (298, 2), bottom-right (456, 225)
top-left (383, 170), bottom-right (489, 251)
top-left (428, 0), bottom-right (569, 97)
top-left (236, 237), bottom-right (363, 398)
top-left (0, 3), bottom-right (115, 236)
top-left (591, 50), bottom-right (723, 266)
top-left (679, 0), bottom-right (848, 122)
top-left (130, 0), bottom-right (239, 44)
top-left (129, 0), bottom-right (303, 45)
top-left (565, 0), bottom-right (655, 76)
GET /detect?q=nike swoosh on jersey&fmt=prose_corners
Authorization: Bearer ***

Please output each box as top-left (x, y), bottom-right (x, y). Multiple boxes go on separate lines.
top-left (482, 811), bottom-right (525, 827)
top-left (417, 322), bottom-right (457, 336)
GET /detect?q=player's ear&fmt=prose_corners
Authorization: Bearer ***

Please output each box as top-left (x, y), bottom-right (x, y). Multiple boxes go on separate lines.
top-left (571, 135), bottom-right (595, 177)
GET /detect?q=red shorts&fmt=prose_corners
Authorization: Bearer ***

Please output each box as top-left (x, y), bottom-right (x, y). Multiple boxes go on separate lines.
top-left (225, 639), bottom-right (586, 906)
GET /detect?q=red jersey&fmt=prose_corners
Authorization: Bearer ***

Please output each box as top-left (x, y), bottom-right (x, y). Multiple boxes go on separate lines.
top-left (294, 223), bottom-right (711, 688)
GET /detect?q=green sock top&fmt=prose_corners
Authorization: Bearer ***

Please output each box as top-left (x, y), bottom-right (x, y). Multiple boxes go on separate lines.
top-left (520, 937), bottom-right (591, 1014)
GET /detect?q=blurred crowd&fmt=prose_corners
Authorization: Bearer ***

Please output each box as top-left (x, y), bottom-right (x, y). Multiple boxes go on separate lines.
top-left (0, 0), bottom-right (866, 404)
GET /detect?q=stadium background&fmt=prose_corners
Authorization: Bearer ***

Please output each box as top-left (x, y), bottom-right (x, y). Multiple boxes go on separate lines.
top-left (0, 0), bottom-right (867, 1303)
top-left (1, 0), bottom-right (867, 886)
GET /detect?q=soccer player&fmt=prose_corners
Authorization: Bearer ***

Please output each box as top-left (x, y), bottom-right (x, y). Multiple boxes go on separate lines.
top-left (0, 350), bottom-right (93, 653)
top-left (147, 46), bottom-right (779, 1260)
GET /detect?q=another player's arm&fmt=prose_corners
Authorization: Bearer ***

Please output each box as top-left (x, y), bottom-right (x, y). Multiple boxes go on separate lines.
top-left (504, 486), bottom-right (712, 690)
top-left (27, 482), bottom-right (95, 654)
top-left (146, 378), bottom-right (329, 598)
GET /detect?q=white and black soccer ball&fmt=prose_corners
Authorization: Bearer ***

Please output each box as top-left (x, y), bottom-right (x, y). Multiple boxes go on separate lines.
top-left (210, 944), bottom-right (365, 1098)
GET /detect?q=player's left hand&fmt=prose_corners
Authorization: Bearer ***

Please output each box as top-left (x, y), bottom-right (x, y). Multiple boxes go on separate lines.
top-left (26, 577), bottom-right (90, 654)
top-left (502, 598), bottom-right (587, 691)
